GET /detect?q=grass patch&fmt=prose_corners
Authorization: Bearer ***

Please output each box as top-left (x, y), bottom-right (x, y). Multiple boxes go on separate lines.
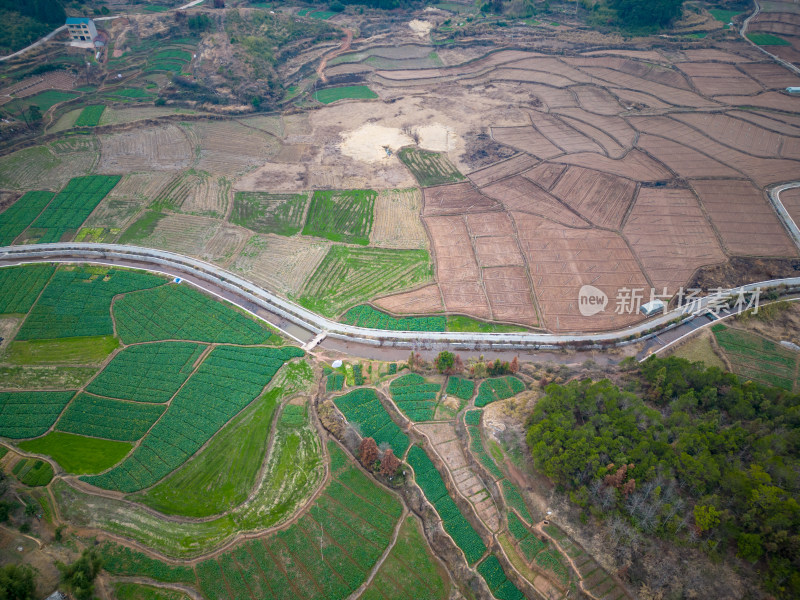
top-left (0, 366), bottom-right (97, 390)
top-left (118, 210), bottom-right (166, 243)
top-left (669, 330), bottom-right (726, 370)
top-left (5, 90), bottom-right (79, 116)
top-left (75, 105), bottom-right (106, 127)
top-left (112, 583), bottom-right (190, 600)
top-left (131, 387), bottom-right (281, 517)
top-left (18, 432), bottom-right (133, 474)
top-left (398, 147), bottom-right (465, 187)
top-left (230, 191), bottom-right (308, 236)
top-left (4, 335), bottom-right (119, 365)
top-left (107, 88), bottom-right (155, 99)
top-left (298, 246), bottom-right (433, 318)
top-left (712, 325), bottom-right (799, 390)
top-left (314, 85), bottom-right (378, 104)
top-left (709, 8), bottom-right (742, 25)
top-left (447, 315), bottom-right (529, 333)
top-left (747, 32), bottom-right (790, 45)
top-left (301, 189), bottom-right (376, 245)
top-left (13, 458), bottom-right (54, 486)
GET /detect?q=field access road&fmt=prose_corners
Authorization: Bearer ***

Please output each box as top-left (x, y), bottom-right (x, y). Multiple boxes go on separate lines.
top-left (4, 243), bottom-right (800, 357)
top-left (740, 0), bottom-right (800, 76)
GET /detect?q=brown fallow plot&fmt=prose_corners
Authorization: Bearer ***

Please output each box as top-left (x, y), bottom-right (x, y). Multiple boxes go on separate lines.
top-left (516, 84), bottom-right (578, 110)
top-left (373, 284), bottom-right (445, 315)
top-left (716, 91), bottom-right (800, 113)
top-left (636, 134), bottom-right (742, 179)
top-left (671, 112), bottom-right (782, 157)
top-left (556, 114), bottom-right (626, 158)
top-left (732, 110), bottom-right (800, 137)
top-left (374, 49), bottom-right (536, 81)
top-left (737, 62), bottom-right (800, 89)
top-left (611, 87), bottom-right (674, 110)
top-left (623, 187), bottom-right (726, 294)
top-left (482, 266), bottom-right (539, 325)
top-left (98, 125), bottom-right (192, 173)
top-left (676, 61), bottom-right (764, 95)
top-left (582, 49), bottom-right (666, 62)
top-left (580, 56), bottom-right (692, 90)
top-left (480, 175), bottom-right (590, 228)
top-left (488, 68), bottom-right (576, 88)
top-left (422, 182), bottom-right (501, 217)
top-left (490, 126), bottom-right (563, 159)
top-left (424, 215), bottom-right (492, 319)
top-left (503, 57), bottom-right (595, 83)
top-left (553, 150), bottom-right (672, 182)
top-left (571, 85), bottom-right (626, 116)
top-left (691, 179), bottom-right (797, 257)
top-left (549, 166), bottom-right (637, 230)
top-left (522, 162), bottom-right (566, 191)
top-left (530, 112), bottom-right (604, 155)
top-left (553, 108), bottom-right (637, 153)
top-left (466, 212), bottom-right (525, 267)
top-left (513, 212), bottom-right (649, 332)
top-left (680, 49), bottom-right (755, 63)
top-left (468, 154), bottom-right (540, 188)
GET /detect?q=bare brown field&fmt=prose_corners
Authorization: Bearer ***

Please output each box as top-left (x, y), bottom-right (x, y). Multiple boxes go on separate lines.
top-left (422, 182), bottom-right (501, 216)
top-left (612, 87), bottom-right (674, 110)
top-left (373, 49), bottom-right (535, 81)
top-left (623, 188), bottom-right (726, 293)
top-left (680, 49), bottom-right (752, 62)
top-left (575, 66), bottom-right (715, 107)
top-left (522, 162), bottom-right (566, 190)
top-left (371, 188), bottom-right (428, 249)
top-left (98, 125), bottom-right (192, 172)
top-left (153, 170), bottom-right (231, 218)
top-left (467, 154), bottom-right (539, 187)
top-left (689, 75), bottom-right (763, 96)
top-left (572, 85), bottom-right (625, 115)
top-left (488, 68), bottom-right (576, 88)
top-left (716, 91), bottom-right (800, 112)
top-left (201, 223), bottom-right (251, 265)
top-left (592, 56), bottom-right (692, 90)
top-left (732, 110), bottom-right (800, 136)
top-left (129, 213), bottom-right (222, 257)
top-left (232, 234), bottom-right (331, 295)
top-left (481, 176), bottom-right (590, 228)
top-left (513, 213), bottom-right (649, 332)
top-left (515, 84), bottom-right (578, 109)
top-left (691, 179), bottom-right (797, 257)
top-left (677, 62), bottom-right (747, 78)
top-left (374, 284), bottom-right (444, 314)
top-left (482, 266), bottom-right (538, 325)
top-left (181, 121), bottom-right (277, 176)
top-left (2, 71), bottom-right (76, 100)
top-left (583, 49), bottom-right (666, 61)
top-left (637, 134), bottom-right (741, 178)
top-left (550, 166), bottom-right (636, 229)
top-left (556, 114), bottom-right (626, 158)
top-left (464, 210), bottom-right (516, 237)
top-left (238, 115), bottom-right (285, 138)
top-left (738, 62), bottom-right (800, 88)
top-left (553, 110), bottom-right (637, 151)
top-left (553, 150), bottom-right (672, 182)
top-left (504, 57), bottom-right (593, 83)
top-left (530, 113), bottom-right (603, 154)
top-left (471, 231), bottom-right (525, 268)
top-left (781, 136), bottom-right (800, 160)
top-left (673, 113), bottom-right (783, 157)
top-left (490, 126), bottom-right (563, 158)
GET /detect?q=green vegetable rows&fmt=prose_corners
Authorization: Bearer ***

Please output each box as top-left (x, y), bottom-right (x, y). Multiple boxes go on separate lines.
top-left (341, 304), bottom-right (446, 332)
top-left (477, 555), bottom-right (524, 600)
top-left (56, 393), bottom-right (166, 442)
top-left (0, 391), bottom-right (76, 438)
top-left (475, 376), bottom-right (525, 407)
top-left (389, 373), bottom-right (441, 421)
top-left (333, 388), bottom-right (409, 455)
top-left (0, 191), bottom-right (54, 245)
top-left (446, 376), bottom-right (475, 401)
top-left (0, 264), bottom-right (55, 314)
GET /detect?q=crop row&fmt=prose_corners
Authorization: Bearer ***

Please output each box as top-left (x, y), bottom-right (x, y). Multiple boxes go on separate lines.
top-left (390, 373), bottom-right (441, 421)
top-left (466, 423), bottom-right (505, 481)
top-left (501, 480), bottom-right (533, 524)
top-left (75, 105), bottom-right (105, 127)
top-left (114, 283), bottom-right (275, 345)
top-left (397, 148), bottom-right (465, 187)
top-left (279, 404), bottom-right (306, 427)
top-left (333, 388), bottom-right (409, 455)
top-left (353, 363), bottom-right (365, 386)
top-left (327, 373), bottom-right (344, 391)
top-left (477, 555), bottom-right (524, 600)
top-left (17, 266), bottom-right (165, 340)
top-left (29, 175), bottom-right (120, 243)
top-left (446, 376), bottom-right (475, 401)
top-left (0, 391), bottom-right (76, 439)
top-left (407, 445), bottom-right (487, 564)
top-left (0, 190), bottom-right (53, 245)
top-left (87, 342), bottom-right (205, 403)
top-left (475, 376), bottom-right (525, 407)
top-left (196, 445), bottom-right (401, 600)
top-left (0, 264), bottom-right (55, 314)
top-left (13, 458), bottom-right (54, 487)
top-left (56, 393), bottom-right (166, 442)
top-left (99, 542), bottom-right (196, 583)
top-left (341, 304), bottom-right (446, 332)
top-left (536, 550), bottom-right (570, 584)
top-left (302, 189), bottom-right (377, 246)
top-left (231, 191), bottom-right (308, 237)
top-left (83, 346), bottom-right (303, 492)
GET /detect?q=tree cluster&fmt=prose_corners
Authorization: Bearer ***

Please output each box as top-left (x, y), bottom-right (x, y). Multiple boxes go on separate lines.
top-left (359, 437), bottom-right (402, 480)
top-left (58, 549), bottom-right (102, 600)
top-left (526, 356), bottom-right (800, 598)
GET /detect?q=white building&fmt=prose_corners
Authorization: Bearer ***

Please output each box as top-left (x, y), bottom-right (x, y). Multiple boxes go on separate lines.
top-left (66, 17), bottom-right (97, 43)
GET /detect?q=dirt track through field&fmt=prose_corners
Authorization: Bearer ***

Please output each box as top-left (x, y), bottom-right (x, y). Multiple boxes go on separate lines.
top-left (317, 28), bottom-right (354, 84)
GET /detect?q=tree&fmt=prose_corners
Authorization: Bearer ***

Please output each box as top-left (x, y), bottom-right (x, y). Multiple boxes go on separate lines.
top-left (510, 356), bottom-right (519, 374)
top-left (58, 548), bottom-right (102, 600)
top-left (436, 351), bottom-right (455, 374)
top-left (0, 564), bottom-right (36, 600)
top-left (608, 0), bottom-right (684, 29)
top-left (693, 504), bottom-right (720, 534)
top-left (359, 437), bottom-right (379, 469)
top-left (380, 449), bottom-right (400, 478)
top-left (737, 532), bottom-right (764, 562)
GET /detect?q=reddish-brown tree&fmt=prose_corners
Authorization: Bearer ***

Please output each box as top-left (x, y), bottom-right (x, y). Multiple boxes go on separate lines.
top-left (510, 356), bottom-right (519, 374)
top-left (380, 449), bottom-right (400, 478)
top-left (359, 437), bottom-right (379, 468)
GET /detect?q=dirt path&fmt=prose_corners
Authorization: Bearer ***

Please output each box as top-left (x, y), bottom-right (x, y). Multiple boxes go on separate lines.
top-left (316, 29), bottom-right (353, 84)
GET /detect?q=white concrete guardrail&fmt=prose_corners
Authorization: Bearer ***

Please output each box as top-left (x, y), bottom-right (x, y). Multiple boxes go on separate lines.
top-left (3, 243), bottom-right (800, 351)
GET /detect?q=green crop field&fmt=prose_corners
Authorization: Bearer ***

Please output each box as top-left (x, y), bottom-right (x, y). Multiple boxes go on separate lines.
top-left (446, 376), bottom-right (475, 401)
top-left (298, 246), bottom-right (433, 318)
top-left (86, 342), bottom-right (205, 403)
top-left (477, 554), bottom-right (525, 600)
top-left (5, 335), bottom-right (119, 365)
top-left (230, 191), bottom-right (308, 236)
top-left (133, 387), bottom-right (281, 517)
top-left (83, 345), bottom-right (303, 492)
top-left (301, 189), bottom-right (377, 245)
top-left (16, 266), bottom-right (164, 340)
top-left (314, 85), bottom-right (378, 104)
top-left (747, 32), bottom-right (791, 45)
top-left (465, 411), bottom-right (505, 481)
top-left (18, 432), bottom-right (132, 474)
top-left (389, 373), bottom-right (441, 421)
top-left (712, 324), bottom-right (799, 390)
top-left (75, 105), bottom-right (106, 127)
top-left (358, 515), bottom-right (450, 600)
top-left (709, 8), bottom-right (741, 27)
top-left (341, 304), bottom-right (446, 331)
top-left (333, 388), bottom-right (410, 455)
top-left (26, 175), bottom-right (121, 243)
top-left (0, 391), bottom-right (76, 438)
top-left (112, 583), bottom-right (190, 600)
top-left (118, 211), bottom-right (166, 243)
top-left (475, 376), bottom-right (525, 407)
top-left (55, 393), bottom-right (166, 441)
top-left (100, 543), bottom-right (196, 583)
top-left (0, 264), bottom-right (54, 313)
top-left (114, 283), bottom-right (278, 345)
top-left (397, 148), bottom-right (465, 187)
top-left (446, 315), bottom-right (529, 333)
top-left (407, 445), bottom-right (487, 564)
top-left (0, 191), bottom-right (54, 245)
top-left (4, 90), bottom-right (79, 116)
top-left (12, 458), bottom-right (54, 486)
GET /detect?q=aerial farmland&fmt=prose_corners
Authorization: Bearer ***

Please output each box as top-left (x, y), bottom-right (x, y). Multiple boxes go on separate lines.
top-left (0, 1), bottom-right (799, 599)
